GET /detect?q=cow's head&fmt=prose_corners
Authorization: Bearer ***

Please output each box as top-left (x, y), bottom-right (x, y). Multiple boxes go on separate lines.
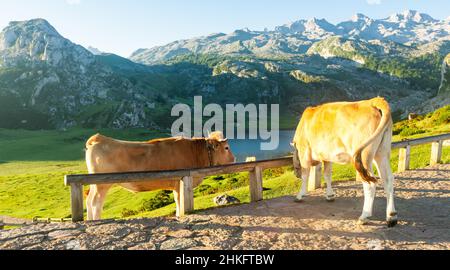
top-left (207, 131), bottom-right (236, 165)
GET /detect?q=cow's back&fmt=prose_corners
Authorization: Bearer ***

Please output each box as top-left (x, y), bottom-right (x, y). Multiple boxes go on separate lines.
top-left (294, 99), bottom-right (386, 164)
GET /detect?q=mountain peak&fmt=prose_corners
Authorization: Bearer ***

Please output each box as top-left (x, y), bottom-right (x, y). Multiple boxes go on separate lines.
top-left (304, 17), bottom-right (337, 34)
top-left (7, 18), bottom-right (60, 37)
top-left (0, 18), bottom-right (94, 67)
top-left (308, 17), bottom-right (329, 24)
top-left (351, 13), bottom-right (371, 22)
top-left (387, 10), bottom-right (437, 23)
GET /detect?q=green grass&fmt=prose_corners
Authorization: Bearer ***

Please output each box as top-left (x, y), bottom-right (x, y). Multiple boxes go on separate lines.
top-left (0, 106), bottom-right (449, 220)
top-left (0, 128), bottom-right (169, 162)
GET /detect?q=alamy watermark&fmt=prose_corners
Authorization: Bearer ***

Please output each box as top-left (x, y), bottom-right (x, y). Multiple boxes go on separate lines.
top-left (171, 96), bottom-right (280, 151)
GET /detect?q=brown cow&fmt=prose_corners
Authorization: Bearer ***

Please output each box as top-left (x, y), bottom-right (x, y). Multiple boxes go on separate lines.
top-left (292, 97), bottom-right (398, 227)
top-left (85, 131), bottom-right (235, 220)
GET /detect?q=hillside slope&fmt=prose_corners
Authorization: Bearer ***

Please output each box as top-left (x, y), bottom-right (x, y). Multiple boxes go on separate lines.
top-left (0, 12), bottom-right (449, 130)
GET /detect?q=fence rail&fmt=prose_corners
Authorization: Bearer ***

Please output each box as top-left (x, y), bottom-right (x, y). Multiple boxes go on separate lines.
top-left (64, 133), bottom-right (450, 222)
top-left (392, 133), bottom-right (449, 172)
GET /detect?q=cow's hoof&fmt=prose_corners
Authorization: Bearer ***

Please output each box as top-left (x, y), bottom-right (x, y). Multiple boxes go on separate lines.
top-left (326, 195), bottom-right (335, 202)
top-left (294, 198), bottom-right (304, 203)
top-left (387, 218), bottom-right (398, 228)
top-left (357, 218), bottom-right (370, 226)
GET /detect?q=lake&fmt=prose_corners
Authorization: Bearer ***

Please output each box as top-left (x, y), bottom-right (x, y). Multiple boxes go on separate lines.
top-left (228, 130), bottom-right (295, 162)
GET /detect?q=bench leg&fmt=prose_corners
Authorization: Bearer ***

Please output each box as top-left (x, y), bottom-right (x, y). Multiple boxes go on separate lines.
top-left (70, 183), bottom-right (84, 222)
top-left (178, 176), bottom-right (194, 217)
top-left (249, 166), bottom-right (263, 202)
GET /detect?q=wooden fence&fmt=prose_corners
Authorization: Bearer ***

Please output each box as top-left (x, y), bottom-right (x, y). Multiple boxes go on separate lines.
top-left (64, 133), bottom-right (450, 222)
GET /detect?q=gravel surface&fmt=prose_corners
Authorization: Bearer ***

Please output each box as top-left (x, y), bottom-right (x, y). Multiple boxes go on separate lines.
top-left (1, 164), bottom-right (449, 250)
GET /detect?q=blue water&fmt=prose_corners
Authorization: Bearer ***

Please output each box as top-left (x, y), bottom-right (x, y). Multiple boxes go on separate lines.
top-left (228, 130), bottom-right (295, 162)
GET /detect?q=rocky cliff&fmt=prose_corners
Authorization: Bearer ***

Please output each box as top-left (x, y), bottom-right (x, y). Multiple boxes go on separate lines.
top-left (439, 54), bottom-right (450, 95)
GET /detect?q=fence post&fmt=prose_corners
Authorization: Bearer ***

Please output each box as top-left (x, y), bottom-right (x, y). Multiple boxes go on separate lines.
top-left (398, 145), bottom-right (411, 172)
top-left (308, 164), bottom-right (322, 192)
top-left (179, 176), bottom-right (194, 216)
top-left (430, 141), bottom-right (443, 165)
top-left (70, 183), bottom-right (84, 222)
top-left (249, 166), bottom-right (264, 202)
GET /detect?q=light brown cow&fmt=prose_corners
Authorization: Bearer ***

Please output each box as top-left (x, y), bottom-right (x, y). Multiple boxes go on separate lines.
top-left (292, 97), bottom-right (398, 227)
top-left (85, 131), bottom-right (235, 220)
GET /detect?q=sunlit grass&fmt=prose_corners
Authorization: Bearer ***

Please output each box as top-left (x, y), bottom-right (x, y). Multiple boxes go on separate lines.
top-left (0, 108), bottom-right (448, 220)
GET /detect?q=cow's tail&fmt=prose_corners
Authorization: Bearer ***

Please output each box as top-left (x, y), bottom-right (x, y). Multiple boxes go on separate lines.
top-left (84, 134), bottom-right (104, 198)
top-left (353, 97), bottom-right (392, 183)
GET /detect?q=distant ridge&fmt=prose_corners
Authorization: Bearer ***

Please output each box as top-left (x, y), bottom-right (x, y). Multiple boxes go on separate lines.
top-left (130, 10), bottom-right (450, 64)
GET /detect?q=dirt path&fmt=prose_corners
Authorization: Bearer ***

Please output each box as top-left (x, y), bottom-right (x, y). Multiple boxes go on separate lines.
top-left (1, 164), bottom-right (449, 250)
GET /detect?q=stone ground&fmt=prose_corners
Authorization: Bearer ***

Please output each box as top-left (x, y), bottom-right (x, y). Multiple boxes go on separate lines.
top-left (1, 164), bottom-right (449, 250)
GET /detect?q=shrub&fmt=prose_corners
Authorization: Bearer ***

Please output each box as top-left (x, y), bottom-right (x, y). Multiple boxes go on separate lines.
top-left (121, 208), bottom-right (139, 218)
top-left (196, 184), bottom-right (219, 196)
top-left (393, 122), bottom-right (408, 135)
top-left (399, 127), bottom-right (425, 137)
top-left (140, 191), bottom-right (175, 212)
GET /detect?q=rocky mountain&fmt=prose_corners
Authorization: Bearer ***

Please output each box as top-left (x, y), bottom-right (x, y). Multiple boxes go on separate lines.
top-left (0, 19), bottom-right (161, 129)
top-left (336, 10), bottom-right (448, 44)
top-left (439, 54), bottom-right (450, 95)
top-left (275, 18), bottom-right (339, 39)
top-left (0, 19), bottom-right (94, 68)
top-left (0, 12), bottom-right (449, 130)
top-left (406, 53), bottom-right (450, 115)
top-left (130, 10), bottom-right (449, 65)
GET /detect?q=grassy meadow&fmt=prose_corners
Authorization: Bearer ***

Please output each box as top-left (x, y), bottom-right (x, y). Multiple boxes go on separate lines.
top-left (0, 106), bottom-right (449, 220)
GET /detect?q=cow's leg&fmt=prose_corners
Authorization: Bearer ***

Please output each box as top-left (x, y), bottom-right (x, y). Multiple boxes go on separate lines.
top-left (374, 156), bottom-right (398, 227)
top-left (295, 167), bottom-right (310, 202)
top-left (86, 185), bottom-right (95, 221)
top-left (358, 180), bottom-right (376, 225)
top-left (323, 162), bottom-right (335, 202)
top-left (89, 184), bottom-right (112, 221)
top-left (173, 188), bottom-right (181, 217)
top-left (357, 155), bottom-right (376, 225)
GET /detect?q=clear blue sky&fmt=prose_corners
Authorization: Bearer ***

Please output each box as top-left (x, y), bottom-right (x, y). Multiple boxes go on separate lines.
top-left (0, 0), bottom-right (448, 57)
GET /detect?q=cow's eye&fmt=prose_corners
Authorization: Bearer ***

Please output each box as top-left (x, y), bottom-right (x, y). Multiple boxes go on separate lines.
top-left (225, 147), bottom-right (229, 150)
